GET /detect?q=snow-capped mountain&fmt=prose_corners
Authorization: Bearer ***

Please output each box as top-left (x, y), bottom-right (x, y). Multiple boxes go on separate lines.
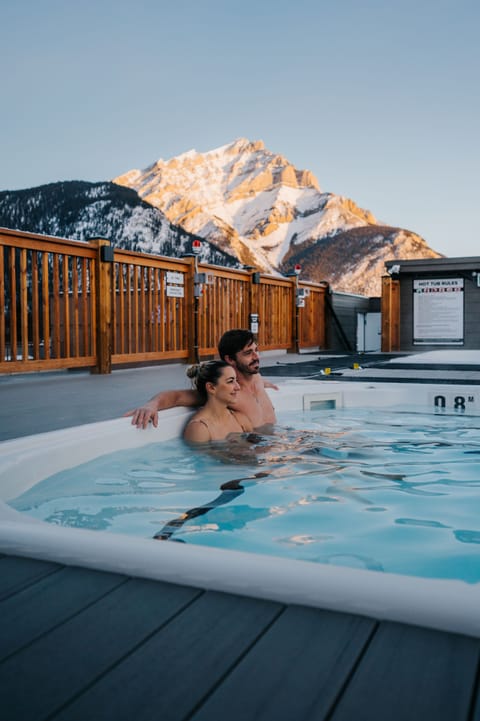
top-left (0, 181), bottom-right (238, 267)
top-left (114, 138), bottom-right (441, 293)
top-left (0, 139), bottom-right (441, 296)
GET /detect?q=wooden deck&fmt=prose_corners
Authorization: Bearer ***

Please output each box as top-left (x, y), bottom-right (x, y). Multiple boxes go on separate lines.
top-left (1, 554), bottom-right (480, 721)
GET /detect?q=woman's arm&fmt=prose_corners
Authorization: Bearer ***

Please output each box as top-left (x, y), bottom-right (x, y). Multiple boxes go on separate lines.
top-left (125, 389), bottom-right (202, 429)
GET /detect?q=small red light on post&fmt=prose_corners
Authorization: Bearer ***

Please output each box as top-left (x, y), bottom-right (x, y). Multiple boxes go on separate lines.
top-left (192, 239), bottom-right (202, 254)
top-left (294, 264), bottom-right (301, 276)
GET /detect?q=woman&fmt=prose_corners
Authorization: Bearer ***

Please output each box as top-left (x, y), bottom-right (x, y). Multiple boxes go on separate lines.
top-left (183, 360), bottom-right (253, 442)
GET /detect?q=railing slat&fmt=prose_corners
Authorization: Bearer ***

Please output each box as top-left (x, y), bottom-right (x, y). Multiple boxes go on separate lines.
top-left (133, 266), bottom-right (139, 353)
top-left (31, 251), bottom-right (40, 359)
top-left (9, 248), bottom-right (17, 362)
top-left (159, 271), bottom-right (165, 352)
top-left (81, 259), bottom-right (89, 357)
top-left (72, 257), bottom-right (79, 357)
top-left (126, 265), bottom-right (132, 354)
top-left (0, 247), bottom-right (4, 363)
top-left (20, 249), bottom-right (29, 362)
top-left (52, 255), bottom-right (60, 358)
top-left (152, 268), bottom-right (159, 352)
top-left (63, 255), bottom-right (71, 358)
top-left (41, 252), bottom-right (50, 360)
top-left (90, 258), bottom-right (97, 359)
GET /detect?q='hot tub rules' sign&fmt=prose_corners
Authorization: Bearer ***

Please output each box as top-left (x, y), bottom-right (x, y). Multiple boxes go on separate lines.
top-left (413, 278), bottom-right (464, 345)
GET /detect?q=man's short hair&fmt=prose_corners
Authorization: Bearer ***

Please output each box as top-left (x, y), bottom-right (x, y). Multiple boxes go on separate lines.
top-left (218, 329), bottom-right (254, 360)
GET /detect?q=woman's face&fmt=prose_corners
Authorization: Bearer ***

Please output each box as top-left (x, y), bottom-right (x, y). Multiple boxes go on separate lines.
top-left (208, 366), bottom-right (240, 404)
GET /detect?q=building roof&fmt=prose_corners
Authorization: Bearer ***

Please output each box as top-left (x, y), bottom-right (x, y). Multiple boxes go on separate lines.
top-left (385, 257), bottom-right (480, 274)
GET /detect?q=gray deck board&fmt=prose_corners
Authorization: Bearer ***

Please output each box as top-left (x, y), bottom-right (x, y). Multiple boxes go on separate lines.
top-left (0, 566), bottom-right (127, 662)
top-left (52, 590), bottom-right (283, 721)
top-left (189, 605), bottom-right (376, 721)
top-left (328, 621), bottom-right (480, 721)
top-left (1, 555), bottom-right (479, 721)
top-left (473, 687), bottom-right (480, 721)
top-left (1, 574), bottom-right (202, 721)
top-left (0, 555), bottom-right (60, 600)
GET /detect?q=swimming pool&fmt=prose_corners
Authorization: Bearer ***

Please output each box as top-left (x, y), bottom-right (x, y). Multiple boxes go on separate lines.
top-left (1, 379), bottom-right (480, 638)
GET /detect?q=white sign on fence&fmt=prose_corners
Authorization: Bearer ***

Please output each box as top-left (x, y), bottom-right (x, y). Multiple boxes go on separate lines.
top-left (166, 271), bottom-right (184, 285)
top-left (166, 285), bottom-right (184, 298)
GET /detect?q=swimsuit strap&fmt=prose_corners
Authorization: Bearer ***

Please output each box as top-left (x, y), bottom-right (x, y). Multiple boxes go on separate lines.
top-left (187, 418), bottom-right (211, 440)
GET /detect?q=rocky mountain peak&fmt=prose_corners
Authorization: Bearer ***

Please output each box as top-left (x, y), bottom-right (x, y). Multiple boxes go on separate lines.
top-left (113, 138), bottom-right (441, 293)
top-left (114, 138), bottom-right (328, 273)
top-left (225, 137), bottom-right (266, 154)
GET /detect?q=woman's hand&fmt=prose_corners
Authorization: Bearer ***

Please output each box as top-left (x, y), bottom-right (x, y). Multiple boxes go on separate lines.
top-left (124, 400), bottom-right (159, 429)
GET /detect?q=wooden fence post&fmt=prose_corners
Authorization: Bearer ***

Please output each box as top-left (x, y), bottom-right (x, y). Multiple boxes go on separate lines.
top-left (91, 238), bottom-right (113, 373)
top-left (390, 276), bottom-right (400, 350)
top-left (287, 273), bottom-right (299, 353)
top-left (381, 276), bottom-right (391, 351)
top-left (182, 256), bottom-right (197, 364)
top-left (381, 275), bottom-right (400, 351)
top-left (249, 270), bottom-right (260, 339)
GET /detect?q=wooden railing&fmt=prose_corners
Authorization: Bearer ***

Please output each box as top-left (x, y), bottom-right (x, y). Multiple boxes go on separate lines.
top-left (112, 248), bottom-right (191, 365)
top-left (196, 264), bottom-right (251, 355)
top-left (0, 229), bottom-right (98, 374)
top-left (1, 228), bottom-right (328, 374)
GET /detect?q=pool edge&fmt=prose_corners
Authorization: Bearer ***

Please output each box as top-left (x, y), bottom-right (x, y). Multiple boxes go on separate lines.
top-left (1, 518), bottom-right (479, 639)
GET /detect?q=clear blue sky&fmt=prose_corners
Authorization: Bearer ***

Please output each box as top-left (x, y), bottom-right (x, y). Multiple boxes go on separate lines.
top-left (2, 0), bottom-right (478, 257)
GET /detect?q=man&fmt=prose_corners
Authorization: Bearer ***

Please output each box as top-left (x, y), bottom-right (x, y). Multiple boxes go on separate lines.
top-left (126, 329), bottom-right (278, 430)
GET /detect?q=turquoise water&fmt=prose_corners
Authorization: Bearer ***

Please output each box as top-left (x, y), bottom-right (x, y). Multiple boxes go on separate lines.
top-left (9, 408), bottom-right (480, 583)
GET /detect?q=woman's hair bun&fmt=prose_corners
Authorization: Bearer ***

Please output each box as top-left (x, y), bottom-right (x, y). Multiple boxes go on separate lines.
top-left (186, 363), bottom-right (201, 380)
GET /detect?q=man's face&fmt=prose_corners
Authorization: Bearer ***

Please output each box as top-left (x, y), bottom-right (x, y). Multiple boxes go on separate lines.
top-left (229, 341), bottom-right (260, 375)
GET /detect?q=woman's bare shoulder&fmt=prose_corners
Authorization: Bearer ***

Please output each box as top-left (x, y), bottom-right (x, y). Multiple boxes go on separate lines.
top-left (183, 416), bottom-right (211, 442)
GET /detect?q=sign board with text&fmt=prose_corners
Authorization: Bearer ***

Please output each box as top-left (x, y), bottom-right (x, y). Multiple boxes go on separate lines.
top-left (166, 285), bottom-right (184, 298)
top-left (413, 278), bottom-right (464, 345)
top-left (166, 271), bottom-right (184, 285)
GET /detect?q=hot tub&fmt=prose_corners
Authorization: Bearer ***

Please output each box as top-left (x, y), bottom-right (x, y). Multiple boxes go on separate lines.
top-left (1, 379), bottom-right (480, 638)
